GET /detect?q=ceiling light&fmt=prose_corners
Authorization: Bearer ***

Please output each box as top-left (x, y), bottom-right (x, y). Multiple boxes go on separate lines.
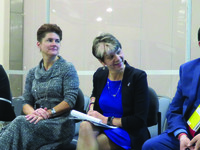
top-left (106, 7), bottom-right (113, 13)
top-left (96, 17), bottom-right (102, 22)
top-left (52, 9), bottom-right (56, 13)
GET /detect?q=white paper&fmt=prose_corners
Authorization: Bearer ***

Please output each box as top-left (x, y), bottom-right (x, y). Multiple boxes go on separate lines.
top-left (71, 110), bottom-right (102, 123)
top-left (70, 110), bottom-right (117, 129)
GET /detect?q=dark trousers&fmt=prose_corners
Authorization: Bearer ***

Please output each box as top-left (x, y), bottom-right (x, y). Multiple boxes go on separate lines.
top-left (142, 131), bottom-right (180, 150)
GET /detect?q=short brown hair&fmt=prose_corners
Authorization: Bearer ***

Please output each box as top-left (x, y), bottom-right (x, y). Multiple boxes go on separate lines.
top-left (37, 24), bottom-right (62, 42)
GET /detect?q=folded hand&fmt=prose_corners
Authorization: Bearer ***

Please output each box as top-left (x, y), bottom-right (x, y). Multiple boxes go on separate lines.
top-left (25, 108), bottom-right (50, 124)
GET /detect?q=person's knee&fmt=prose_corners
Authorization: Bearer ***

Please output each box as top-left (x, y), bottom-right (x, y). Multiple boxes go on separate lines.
top-left (77, 121), bottom-right (99, 150)
top-left (142, 139), bottom-right (155, 150)
top-left (14, 115), bottom-right (26, 122)
top-left (97, 134), bottom-right (110, 150)
top-left (79, 121), bottom-right (93, 136)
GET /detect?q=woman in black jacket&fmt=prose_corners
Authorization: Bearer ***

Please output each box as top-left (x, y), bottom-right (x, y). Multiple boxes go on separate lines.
top-left (77, 33), bottom-right (150, 150)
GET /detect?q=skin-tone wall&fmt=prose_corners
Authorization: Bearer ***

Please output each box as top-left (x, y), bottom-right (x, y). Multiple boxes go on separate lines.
top-left (0, 0), bottom-right (10, 69)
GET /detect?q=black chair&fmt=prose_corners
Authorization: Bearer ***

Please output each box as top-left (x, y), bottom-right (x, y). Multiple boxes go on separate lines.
top-left (73, 88), bottom-right (85, 113)
top-left (0, 97), bottom-right (16, 121)
top-left (60, 88), bottom-right (87, 150)
top-left (147, 87), bottom-right (161, 135)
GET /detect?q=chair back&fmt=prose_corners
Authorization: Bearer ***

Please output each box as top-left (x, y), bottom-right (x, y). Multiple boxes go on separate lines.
top-left (73, 88), bottom-right (85, 113)
top-left (147, 87), bottom-right (159, 127)
top-left (0, 98), bottom-right (16, 121)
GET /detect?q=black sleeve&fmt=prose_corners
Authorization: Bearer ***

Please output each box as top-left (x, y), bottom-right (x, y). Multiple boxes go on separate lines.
top-left (0, 65), bottom-right (12, 100)
top-left (122, 71), bottom-right (149, 131)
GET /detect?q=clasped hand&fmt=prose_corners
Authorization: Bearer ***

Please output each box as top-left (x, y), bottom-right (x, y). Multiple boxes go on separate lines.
top-left (25, 108), bottom-right (50, 124)
top-left (180, 134), bottom-right (200, 150)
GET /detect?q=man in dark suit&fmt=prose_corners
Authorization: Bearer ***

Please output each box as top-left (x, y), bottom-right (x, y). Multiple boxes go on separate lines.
top-left (142, 28), bottom-right (200, 150)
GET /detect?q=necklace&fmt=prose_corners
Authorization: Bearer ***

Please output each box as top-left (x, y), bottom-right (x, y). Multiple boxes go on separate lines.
top-left (107, 79), bottom-right (122, 97)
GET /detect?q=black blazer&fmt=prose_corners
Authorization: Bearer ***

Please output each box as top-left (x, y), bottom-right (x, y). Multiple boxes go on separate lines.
top-left (0, 65), bottom-right (12, 100)
top-left (91, 61), bottom-right (150, 149)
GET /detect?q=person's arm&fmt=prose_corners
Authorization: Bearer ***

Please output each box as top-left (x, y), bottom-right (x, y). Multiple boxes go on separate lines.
top-left (38, 62), bottom-right (79, 118)
top-left (46, 101), bottom-right (71, 117)
top-left (174, 129), bottom-right (188, 139)
top-left (88, 97), bottom-right (95, 111)
top-left (22, 69), bottom-right (35, 114)
top-left (0, 65), bottom-right (12, 100)
top-left (121, 70), bottom-right (149, 130)
top-left (25, 101), bottom-right (71, 124)
top-left (109, 117), bottom-right (122, 127)
top-left (61, 62), bottom-right (79, 111)
top-left (166, 65), bottom-right (189, 134)
top-left (23, 104), bottom-right (35, 115)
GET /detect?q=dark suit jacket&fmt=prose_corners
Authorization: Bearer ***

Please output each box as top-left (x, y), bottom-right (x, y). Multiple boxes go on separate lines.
top-left (0, 65), bottom-right (16, 121)
top-left (166, 58), bottom-right (200, 135)
top-left (91, 61), bottom-right (150, 149)
top-left (0, 65), bottom-right (12, 100)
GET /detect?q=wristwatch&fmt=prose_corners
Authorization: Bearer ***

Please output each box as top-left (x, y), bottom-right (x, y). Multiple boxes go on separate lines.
top-left (51, 108), bottom-right (56, 116)
top-left (107, 116), bottom-right (114, 126)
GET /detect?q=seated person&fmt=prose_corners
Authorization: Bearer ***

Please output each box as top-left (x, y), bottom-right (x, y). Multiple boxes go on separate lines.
top-left (0, 23), bottom-right (79, 149)
top-left (0, 65), bottom-right (12, 100)
top-left (142, 27), bottom-right (200, 150)
top-left (76, 33), bottom-right (150, 150)
top-left (0, 65), bottom-right (15, 122)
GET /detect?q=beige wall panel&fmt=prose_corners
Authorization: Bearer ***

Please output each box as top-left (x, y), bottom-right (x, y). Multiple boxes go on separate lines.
top-left (21, 0), bottom-right (199, 98)
top-left (23, 0), bottom-right (47, 71)
top-left (191, 1), bottom-right (200, 60)
top-left (48, 0), bottom-right (187, 98)
top-left (0, 0), bottom-right (10, 68)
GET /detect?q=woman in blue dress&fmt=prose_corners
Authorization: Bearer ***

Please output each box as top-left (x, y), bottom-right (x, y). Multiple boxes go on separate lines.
top-left (77, 33), bottom-right (150, 150)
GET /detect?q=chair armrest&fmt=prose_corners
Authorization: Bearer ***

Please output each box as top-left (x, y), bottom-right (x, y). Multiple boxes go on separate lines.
top-left (74, 95), bottom-right (90, 135)
top-left (158, 96), bottom-right (171, 132)
top-left (84, 95), bottom-right (90, 112)
top-left (148, 96), bottom-right (171, 137)
top-left (12, 96), bottom-right (24, 116)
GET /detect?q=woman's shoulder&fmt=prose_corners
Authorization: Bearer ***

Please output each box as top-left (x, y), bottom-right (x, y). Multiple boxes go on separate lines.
top-left (0, 65), bottom-right (6, 75)
top-left (61, 60), bottom-right (74, 68)
top-left (26, 67), bottom-right (38, 79)
top-left (26, 66), bottom-right (37, 74)
top-left (57, 56), bottom-right (77, 74)
top-left (0, 65), bottom-right (9, 80)
top-left (125, 61), bottom-right (146, 77)
top-left (58, 56), bottom-right (74, 67)
top-left (94, 66), bottom-right (108, 78)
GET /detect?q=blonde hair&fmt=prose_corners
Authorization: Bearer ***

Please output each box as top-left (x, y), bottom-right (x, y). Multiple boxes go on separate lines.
top-left (92, 33), bottom-right (122, 61)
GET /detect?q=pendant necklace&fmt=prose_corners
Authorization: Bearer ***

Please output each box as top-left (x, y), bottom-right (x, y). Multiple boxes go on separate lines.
top-left (107, 79), bottom-right (122, 97)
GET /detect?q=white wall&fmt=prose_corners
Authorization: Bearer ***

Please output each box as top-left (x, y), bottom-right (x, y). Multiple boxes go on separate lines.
top-left (23, 0), bottom-right (188, 97)
top-left (6, 0), bottom-right (200, 98)
top-left (0, 0), bottom-right (10, 69)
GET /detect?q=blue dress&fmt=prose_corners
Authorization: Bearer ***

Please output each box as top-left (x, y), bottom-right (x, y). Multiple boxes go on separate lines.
top-left (99, 78), bottom-right (131, 150)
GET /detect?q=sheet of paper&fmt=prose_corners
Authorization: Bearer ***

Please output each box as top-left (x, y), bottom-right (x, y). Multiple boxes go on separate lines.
top-left (70, 110), bottom-right (117, 129)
